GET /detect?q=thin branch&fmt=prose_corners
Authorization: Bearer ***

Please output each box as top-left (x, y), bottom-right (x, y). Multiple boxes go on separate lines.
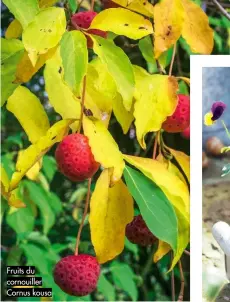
top-left (78, 76), bottom-right (87, 134)
top-left (169, 43), bottom-right (177, 77)
top-left (152, 131), bottom-right (159, 159)
top-left (75, 178), bottom-right (92, 255)
top-left (171, 252), bottom-right (175, 301)
top-left (91, 0), bottom-right (95, 10)
top-left (211, 0), bottom-right (230, 21)
top-left (177, 260), bottom-right (185, 302)
top-left (184, 250), bottom-right (190, 256)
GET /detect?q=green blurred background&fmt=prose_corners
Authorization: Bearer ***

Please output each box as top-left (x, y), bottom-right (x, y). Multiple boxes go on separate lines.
top-left (1, 0), bottom-right (230, 301)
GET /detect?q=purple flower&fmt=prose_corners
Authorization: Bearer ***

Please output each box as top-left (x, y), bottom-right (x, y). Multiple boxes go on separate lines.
top-left (211, 101), bottom-right (226, 121)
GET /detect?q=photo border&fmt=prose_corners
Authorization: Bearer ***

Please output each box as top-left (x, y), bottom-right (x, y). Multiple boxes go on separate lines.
top-left (190, 55), bottom-right (230, 302)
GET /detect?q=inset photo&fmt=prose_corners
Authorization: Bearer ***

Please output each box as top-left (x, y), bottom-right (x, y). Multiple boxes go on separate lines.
top-left (202, 67), bottom-right (230, 302)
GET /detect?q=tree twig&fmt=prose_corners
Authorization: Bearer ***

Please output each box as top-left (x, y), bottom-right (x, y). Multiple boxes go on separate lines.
top-left (184, 250), bottom-right (190, 256)
top-left (75, 178), bottom-right (92, 255)
top-left (211, 0), bottom-right (230, 21)
top-left (171, 252), bottom-right (175, 301)
top-left (152, 131), bottom-right (159, 159)
top-left (177, 260), bottom-right (185, 302)
top-left (169, 43), bottom-right (177, 77)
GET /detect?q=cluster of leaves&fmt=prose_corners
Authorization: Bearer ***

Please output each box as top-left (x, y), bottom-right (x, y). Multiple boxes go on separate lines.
top-left (1, 0), bottom-right (227, 300)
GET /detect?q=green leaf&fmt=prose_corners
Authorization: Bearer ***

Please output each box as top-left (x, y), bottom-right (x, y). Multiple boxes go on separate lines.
top-left (2, 0), bottom-right (39, 29)
top-left (138, 36), bottom-right (156, 65)
top-left (123, 165), bottom-right (178, 253)
top-left (7, 246), bottom-right (23, 266)
top-left (68, 0), bottom-right (77, 12)
top-left (60, 31), bottom-right (88, 96)
top-left (92, 35), bottom-right (135, 112)
top-left (1, 38), bottom-right (24, 106)
top-left (24, 181), bottom-right (55, 234)
top-left (20, 243), bottom-right (50, 274)
top-left (47, 191), bottom-right (63, 215)
top-left (6, 187), bottom-right (35, 234)
top-left (111, 261), bottom-right (138, 301)
top-left (97, 274), bottom-right (116, 301)
top-left (178, 80), bottom-right (189, 95)
top-left (25, 231), bottom-right (51, 249)
top-left (42, 155), bottom-right (57, 182)
top-left (125, 238), bottom-right (138, 256)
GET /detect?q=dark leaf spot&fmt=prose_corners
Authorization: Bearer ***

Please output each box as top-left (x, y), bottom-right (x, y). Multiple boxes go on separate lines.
top-left (124, 24), bottom-right (129, 26)
top-left (58, 67), bottom-right (62, 73)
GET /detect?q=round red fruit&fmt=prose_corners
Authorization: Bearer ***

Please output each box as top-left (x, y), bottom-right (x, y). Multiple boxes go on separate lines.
top-left (53, 254), bottom-right (100, 296)
top-left (162, 94), bottom-right (190, 133)
top-left (125, 215), bottom-right (157, 246)
top-left (55, 133), bottom-right (99, 182)
top-left (181, 126), bottom-right (190, 139)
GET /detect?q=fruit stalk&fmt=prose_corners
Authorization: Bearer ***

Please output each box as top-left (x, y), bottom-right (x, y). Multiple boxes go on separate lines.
top-left (178, 260), bottom-right (185, 302)
top-left (91, 0), bottom-right (95, 10)
top-left (75, 177), bottom-right (92, 255)
top-left (171, 251), bottom-right (175, 301)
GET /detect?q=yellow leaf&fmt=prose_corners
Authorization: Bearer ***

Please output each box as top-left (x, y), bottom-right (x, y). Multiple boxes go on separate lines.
top-left (15, 46), bottom-right (57, 83)
top-left (123, 155), bottom-right (189, 269)
top-left (154, 0), bottom-right (184, 58)
top-left (157, 154), bottom-right (187, 189)
top-left (1, 165), bottom-right (10, 194)
top-left (113, 93), bottom-right (134, 134)
top-left (133, 66), bottom-right (178, 149)
top-left (181, 0), bottom-right (214, 54)
top-left (169, 148), bottom-right (190, 183)
top-left (112, 0), bottom-right (154, 17)
top-left (90, 58), bottom-right (117, 100)
top-left (91, 35), bottom-right (135, 112)
top-left (90, 8), bottom-right (153, 40)
top-left (5, 19), bottom-right (23, 39)
top-left (85, 62), bottom-right (115, 126)
top-left (168, 161), bottom-right (187, 185)
top-left (44, 49), bottom-right (81, 132)
top-left (22, 7), bottom-right (66, 65)
top-left (177, 76), bottom-right (190, 86)
top-left (8, 189), bottom-right (26, 208)
top-left (1, 165), bottom-right (26, 208)
top-left (9, 119), bottom-right (74, 191)
top-left (89, 169), bottom-right (134, 263)
top-left (17, 151), bottom-right (43, 181)
top-left (7, 86), bottom-right (50, 144)
top-left (83, 117), bottom-right (125, 184)
top-left (39, 0), bottom-right (58, 8)
top-left (154, 241), bottom-right (171, 262)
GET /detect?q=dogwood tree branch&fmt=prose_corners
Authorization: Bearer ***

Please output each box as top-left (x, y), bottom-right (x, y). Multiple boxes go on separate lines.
top-left (211, 0), bottom-right (230, 21)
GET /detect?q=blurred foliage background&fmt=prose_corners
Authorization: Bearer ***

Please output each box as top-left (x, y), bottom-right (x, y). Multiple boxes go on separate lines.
top-left (1, 0), bottom-right (230, 301)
